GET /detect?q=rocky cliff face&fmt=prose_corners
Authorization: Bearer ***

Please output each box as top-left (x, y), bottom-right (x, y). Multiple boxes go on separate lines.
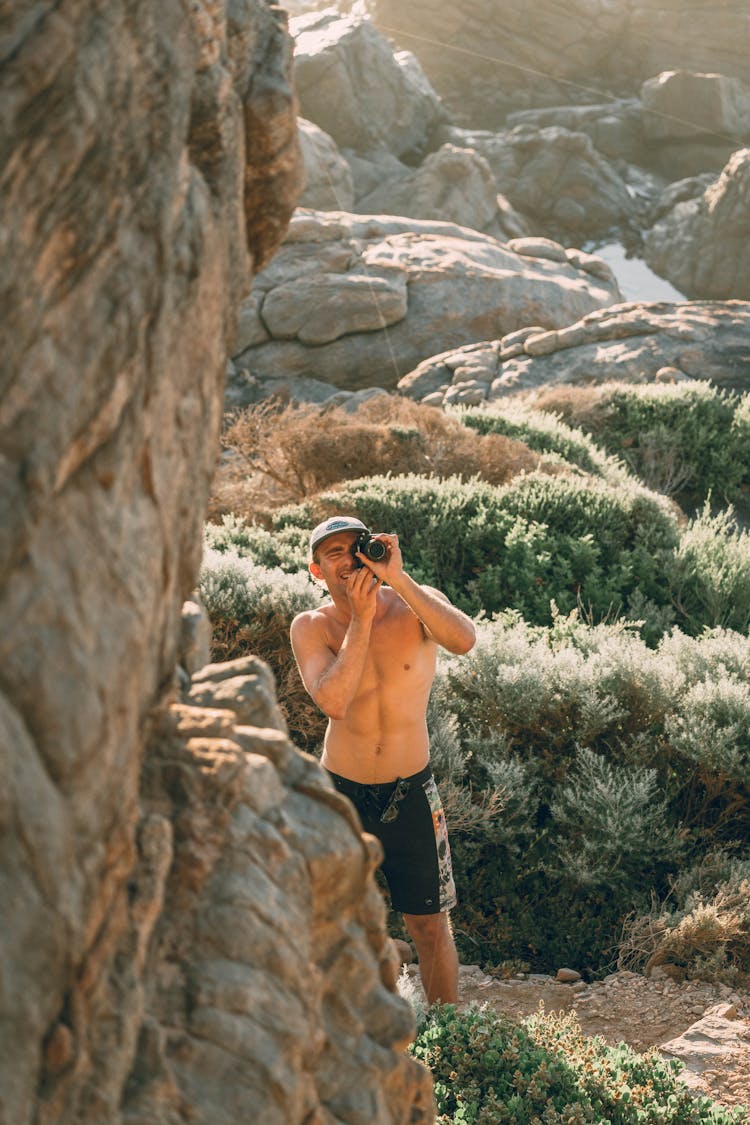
top-left (0, 3), bottom-right (430, 1121)
top-left (371, 0), bottom-right (750, 122)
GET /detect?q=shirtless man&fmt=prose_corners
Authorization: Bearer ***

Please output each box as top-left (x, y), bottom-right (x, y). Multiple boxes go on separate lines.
top-left (290, 515), bottom-right (476, 1005)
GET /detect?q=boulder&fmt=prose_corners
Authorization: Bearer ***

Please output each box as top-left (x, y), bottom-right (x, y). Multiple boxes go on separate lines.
top-left (355, 143), bottom-right (501, 232)
top-left (644, 149), bottom-right (750, 299)
top-left (291, 9), bottom-right (443, 157)
top-left (443, 125), bottom-right (638, 244)
top-left (298, 117), bottom-right (355, 210)
top-left (504, 99), bottom-right (646, 163)
top-left (397, 301), bottom-right (750, 405)
top-left (234, 209), bottom-right (622, 391)
top-left (659, 1007), bottom-right (750, 1092)
top-left (641, 71), bottom-right (750, 143)
top-left (130, 701), bottom-right (435, 1124)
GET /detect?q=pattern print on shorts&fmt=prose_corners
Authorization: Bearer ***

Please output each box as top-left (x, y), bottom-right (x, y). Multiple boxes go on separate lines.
top-left (422, 775), bottom-right (457, 911)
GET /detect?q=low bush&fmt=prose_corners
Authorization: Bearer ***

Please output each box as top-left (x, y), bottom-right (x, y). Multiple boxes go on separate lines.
top-left (270, 472), bottom-right (679, 636)
top-left (458, 402), bottom-right (627, 483)
top-left (619, 850), bottom-right (750, 987)
top-left (525, 381), bottom-right (750, 510)
top-left (208, 397), bottom-right (543, 522)
top-left (668, 505), bottom-right (750, 636)
top-left (430, 612), bottom-right (750, 972)
top-left (198, 547), bottom-right (327, 750)
top-left (411, 1003), bottom-right (747, 1123)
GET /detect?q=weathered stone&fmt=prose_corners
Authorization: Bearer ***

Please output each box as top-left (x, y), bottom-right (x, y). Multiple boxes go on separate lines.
top-left (398, 301), bottom-right (750, 405)
top-left (179, 596), bottom-right (213, 676)
top-left (505, 99), bottom-right (646, 163)
top-left (1, 3), bottom-right (434, 1122)
top-left (357, 144), bottom-right (500, 232)
top-left (659, 1011), bottom-right (750, 1089)
top-left (260, 269), bottom-right (409, 343)
top-left (291, 10), bottom-right (442, 158)
top-left (238, 210), bottom-right (622, 391)
top-left (641, 70), bottom-right (750, 143)
top-left (644, 149), bottom-right (750, 299)
top-left (371, 0), bottom-right (750, 123)
top-left (445, 126), bottom-right (637, 244)
top-left (298, 117), bottom-right (355, 210)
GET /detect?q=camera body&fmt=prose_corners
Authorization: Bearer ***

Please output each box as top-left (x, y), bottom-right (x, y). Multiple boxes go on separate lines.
top-left (352, 531), bottom-right (387, 568)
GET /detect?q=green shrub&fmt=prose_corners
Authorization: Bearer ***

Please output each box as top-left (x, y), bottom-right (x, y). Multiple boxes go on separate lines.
top-left (669, 505), bottom-right (750, 635)
top-left (429, 613), bottom-right (750, 972)
top-left (458, 403), bottom-right (626, 482)
top-left (198, 547), bottom-right (327, 750)
top-left (411, 1003), bottom-right (747, 1123)
top-left (204, 515), bottom-right (308, 572)
top-left (271, 472), bottom-right (679, 635)
top-left (527, 381), bottom-right (750, 509)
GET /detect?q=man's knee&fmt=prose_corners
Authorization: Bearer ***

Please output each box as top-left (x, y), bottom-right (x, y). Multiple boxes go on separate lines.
top-left (403, 911), bottom-right (452, 942)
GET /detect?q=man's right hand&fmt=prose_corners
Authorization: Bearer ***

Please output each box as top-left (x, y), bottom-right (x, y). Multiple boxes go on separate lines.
top-left (345, 564), bottom-right (382, 624)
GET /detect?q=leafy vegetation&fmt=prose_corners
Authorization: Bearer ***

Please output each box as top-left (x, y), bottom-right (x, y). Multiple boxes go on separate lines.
top-left (522, 381), bottom-right (750, 511)
top-left (200, 388), bottom-right (750, 982)
top-left (410, 1003), bottom-right (748, 1123)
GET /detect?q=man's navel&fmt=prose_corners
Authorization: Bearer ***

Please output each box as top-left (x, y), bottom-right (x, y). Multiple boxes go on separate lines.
top-left (403, 663), bottom-right (410, 671)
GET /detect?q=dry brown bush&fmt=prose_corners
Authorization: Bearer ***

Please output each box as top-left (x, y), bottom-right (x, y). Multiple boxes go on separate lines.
top-left (207, 396), bottom-right (542, 523)
top-left (522, 384), bottom-right (611, 432)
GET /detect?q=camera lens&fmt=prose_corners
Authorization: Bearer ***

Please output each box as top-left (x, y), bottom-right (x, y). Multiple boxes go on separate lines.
top-left (365, 538), bottom-right (387, 561)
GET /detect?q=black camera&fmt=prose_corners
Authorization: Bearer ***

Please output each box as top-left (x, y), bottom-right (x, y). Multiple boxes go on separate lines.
top-left (352, 531), bottom-right (387, 568)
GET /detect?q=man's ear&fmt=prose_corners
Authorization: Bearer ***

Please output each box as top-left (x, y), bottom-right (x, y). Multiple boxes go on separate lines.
top-left (309, 560), bottom-right (323, 581)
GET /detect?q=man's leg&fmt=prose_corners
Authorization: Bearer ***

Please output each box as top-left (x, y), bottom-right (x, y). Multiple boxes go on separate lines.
top-left (403, 911), bottom-right (458, 1005)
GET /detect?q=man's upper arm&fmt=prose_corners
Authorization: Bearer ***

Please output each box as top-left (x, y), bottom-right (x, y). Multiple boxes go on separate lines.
top-left (290, 612), bottom-right (335, 699)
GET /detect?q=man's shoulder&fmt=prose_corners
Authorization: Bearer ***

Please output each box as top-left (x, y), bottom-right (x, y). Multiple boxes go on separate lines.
top-left (291, 602), bottom-right (335, 632)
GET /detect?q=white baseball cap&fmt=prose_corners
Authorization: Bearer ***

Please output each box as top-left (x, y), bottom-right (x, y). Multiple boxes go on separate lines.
top-left (309, 515), bottom-right (368, 557)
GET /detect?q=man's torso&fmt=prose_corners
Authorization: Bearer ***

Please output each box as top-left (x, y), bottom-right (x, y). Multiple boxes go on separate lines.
top-left (317, 588), bottom-right (437, 783)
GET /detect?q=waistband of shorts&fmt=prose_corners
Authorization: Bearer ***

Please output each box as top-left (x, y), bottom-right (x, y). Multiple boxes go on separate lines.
top-left (326, 762), bottom-right (433, 797)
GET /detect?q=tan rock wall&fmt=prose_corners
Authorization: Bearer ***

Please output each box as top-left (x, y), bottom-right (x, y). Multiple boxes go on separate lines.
top-left (371, 0), bottom-right (750, 118)
top-left (1, 2), bottom-right (428, 1122)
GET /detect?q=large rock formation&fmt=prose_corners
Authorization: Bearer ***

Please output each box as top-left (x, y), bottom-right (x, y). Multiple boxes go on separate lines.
top-left (371, 0), bottom-right (750, 123)
top-left (441, 124), bottom-right (638, 244)
top-left (232, 212), bottom-right (622, 392)
top-left (644, 149), bottom-right (750, 300)
top-left (396, 301), bottom-right (750, 405)
top-left (0, 2), bottom-right (431, 1122)
top-left (291, 8), bottom-right (443, 158)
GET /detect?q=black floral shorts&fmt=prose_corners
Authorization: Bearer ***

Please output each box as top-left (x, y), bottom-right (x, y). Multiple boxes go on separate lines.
top-left (326, 762), bottom-right (457, 915)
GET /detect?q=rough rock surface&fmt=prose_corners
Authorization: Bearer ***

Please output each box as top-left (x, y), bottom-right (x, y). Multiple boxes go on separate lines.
top-left (0, 3), bottom-right (432, 1123)
top-left (504, 99), bottom-right (646, 163)
top-left (233, 211), bottom-right (622, 392)
top-left (371, 0), bottom-right (750, 122)
top-left (298, 117), bottom-right (355, 211)
top-left (442, 125), bottom-right (638, 244)
top-left (291, 9), bottom-right (443, 158)
top-left (641, 71), bottom-right (750, 144)
top-left (644, 149), bottom-right (750, 300)
top-left (396, 301), bottom-right (750, 405)
top-left (355, 144), bottom-right (501, 233)
top-left (126, 688), bottom-right (434, 1125)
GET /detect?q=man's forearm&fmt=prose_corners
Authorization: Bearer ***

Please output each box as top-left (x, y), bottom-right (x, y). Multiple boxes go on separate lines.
top-left (388, 572), bottom-right (476, 654)
top-left (313, 618), bottom-right (372, 720)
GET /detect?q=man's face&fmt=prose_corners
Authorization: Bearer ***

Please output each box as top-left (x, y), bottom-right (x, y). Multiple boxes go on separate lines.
top-left (310, 531), bottom-right (360, 590)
